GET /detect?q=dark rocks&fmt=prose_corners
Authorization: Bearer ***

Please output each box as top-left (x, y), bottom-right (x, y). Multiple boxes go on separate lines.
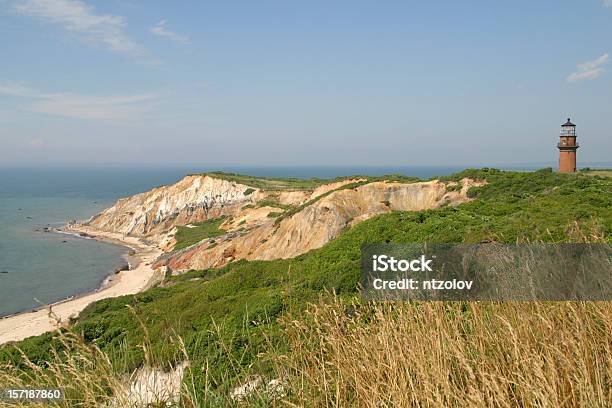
top-left (113, 264), bottom-right (129, 274)
top-left (34, 226), bottom-right (51, 233)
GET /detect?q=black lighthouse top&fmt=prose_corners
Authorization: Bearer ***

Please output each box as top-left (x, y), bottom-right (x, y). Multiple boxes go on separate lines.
top-left (562, 118), bottom-right (575, 127)
top-left (560, 118), bottom-right (577, 137)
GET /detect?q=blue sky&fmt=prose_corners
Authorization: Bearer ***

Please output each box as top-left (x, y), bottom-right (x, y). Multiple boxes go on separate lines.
top-left (0, 0), bottom-right (611, 167)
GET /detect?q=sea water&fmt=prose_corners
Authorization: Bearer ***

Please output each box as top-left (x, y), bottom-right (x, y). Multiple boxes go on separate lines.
top-left (0, 164), bottom-right (555, 317)
top-left (0, 167), bottom-right (194, 317)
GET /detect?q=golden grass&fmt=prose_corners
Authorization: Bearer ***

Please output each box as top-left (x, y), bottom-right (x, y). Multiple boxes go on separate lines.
top-left (275, 299), bottom-right (612, 407)
top-left (2, 302), bottom-right (611, 408)
top-left (0, 321), bottom-right (275, 407)
top-left (0, 310), bottom-right (199, 408)
top-left (582, 169), bottom-right (612, 178)
top-left (1, 330), bottom-right (130, 407)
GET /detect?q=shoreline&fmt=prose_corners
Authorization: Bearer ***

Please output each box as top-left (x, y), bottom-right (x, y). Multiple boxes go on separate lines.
top-left (0, 229), bottom-right (134, 320)
top-left (0, 225), bottom-right (162, 345)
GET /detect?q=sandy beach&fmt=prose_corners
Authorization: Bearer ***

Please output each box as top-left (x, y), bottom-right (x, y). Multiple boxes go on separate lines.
top-left (0, 226), bottom-right (162, 345)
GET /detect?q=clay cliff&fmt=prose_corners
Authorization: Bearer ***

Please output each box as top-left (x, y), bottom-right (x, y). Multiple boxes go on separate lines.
top-left (78, 173), bottom-right (483, 274)
top-left (84, 175), bottom-right (363, 244)
top-left (87, 175), bottom-right (257, 236)
top-left (155, 178), bottom-right (481, 271)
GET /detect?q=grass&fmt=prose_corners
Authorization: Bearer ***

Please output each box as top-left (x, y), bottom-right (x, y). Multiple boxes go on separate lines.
top-left (445, 183), bottom-right (462, 192)
top-left (199, 171), bottom-right (421, 192)
top-left (198, 172), bottom-right (335, 191)
top-left (582, 168), bottom-right (612, 178)
top-left (1, 168), bottom-right (611, 406)
top-left (0, 312), bottom-right (260, 407)
top-left (173, 217), bottom-right (226, 251)
top-left (279, 299), bottom-right (612, 407)
top-left (254, 196), bottom-right (294, 211)
top-left (4, 300), bottom-right (610, 407)
top-left (0, 330), bottom-right (133, 407)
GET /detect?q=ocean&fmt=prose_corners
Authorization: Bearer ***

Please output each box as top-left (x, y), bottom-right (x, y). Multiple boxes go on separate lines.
top-left (0, 163), bottom-right (580, 317)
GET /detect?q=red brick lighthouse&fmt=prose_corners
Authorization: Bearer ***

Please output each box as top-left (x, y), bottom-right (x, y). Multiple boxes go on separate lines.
top-left (558, 118), bottom-right (579, 173)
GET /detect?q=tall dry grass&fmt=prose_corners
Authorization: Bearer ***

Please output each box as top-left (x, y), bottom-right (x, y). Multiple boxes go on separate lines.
top-left (0, 310), bottom-right (200, 408)
top-left (0, 320), bottom-right (278, 407)
top-left (276, 299), bottom-right (612, 407)
top-left (0, 330), bottom-right (135, 407)
top-left (2, 303), bottom-right (611, 408)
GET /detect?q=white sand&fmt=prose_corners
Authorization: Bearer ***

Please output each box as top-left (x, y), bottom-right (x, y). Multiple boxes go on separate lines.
top-left (0, 226), bottom-right (162, 345)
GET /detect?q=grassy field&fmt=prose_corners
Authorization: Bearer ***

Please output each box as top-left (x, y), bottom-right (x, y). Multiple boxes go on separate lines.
top-left (582, 168), bottom-right (612, 178)
top-left (196, 171), bottom-right (334, 190)
top-left (173, 217), bottom-right (227, 251)
top-left (280, 299), bottom-right (611, 407)
top-left (253, 196), bottom-right (294, 210)
top-left (1, 168), bottom-right (611, 406)
top-left (198, 171), bottom-right (421, 191)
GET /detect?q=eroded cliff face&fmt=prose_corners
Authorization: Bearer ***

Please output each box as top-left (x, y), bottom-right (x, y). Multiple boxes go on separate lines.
top-left (86, 175), bottom-right (259, 236)
top-left (85, 175), bottom-right (362, 239)
top-left (82, 173), bottom-right (483, 274)
top-left (156, 178), bottom-right (483, 272)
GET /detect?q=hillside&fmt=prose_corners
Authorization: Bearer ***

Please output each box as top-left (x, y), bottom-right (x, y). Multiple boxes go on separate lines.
top-left (82, 173), bottom-right (361, 245)
top-left (78, 171), bottom-right (480, 270)
top-left (1, 168), bottom-right (611, 406)
top-left (156, 178), bottom-right (481, 271)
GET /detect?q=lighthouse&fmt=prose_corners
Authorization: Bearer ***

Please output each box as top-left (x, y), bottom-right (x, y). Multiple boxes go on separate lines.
top-left (558, 118), bottom-right (579, 173)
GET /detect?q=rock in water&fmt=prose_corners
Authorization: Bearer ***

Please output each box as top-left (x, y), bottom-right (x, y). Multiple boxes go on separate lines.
top-left (113, 264), bottom-right (129, 274)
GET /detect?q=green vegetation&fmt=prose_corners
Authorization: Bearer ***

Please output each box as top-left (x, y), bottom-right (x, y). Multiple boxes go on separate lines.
top-left (199, 171), bottom-right (419, 191)
top-left (254, 196), bottom-right (294, 211)
top-left (445, 183), bottom-right (462, 192)
top-left (243, 188), bottom-right (255, 196)
top-left (199, 171), bottom-right (333, 190)
top-left (173, 217), bottom-right (226, 250)
top-left (1, 169), bottom-right (611, 405)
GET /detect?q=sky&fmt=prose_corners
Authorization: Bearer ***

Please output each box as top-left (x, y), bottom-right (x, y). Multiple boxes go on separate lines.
top-left (0, 0), bottom-right (611, 167)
